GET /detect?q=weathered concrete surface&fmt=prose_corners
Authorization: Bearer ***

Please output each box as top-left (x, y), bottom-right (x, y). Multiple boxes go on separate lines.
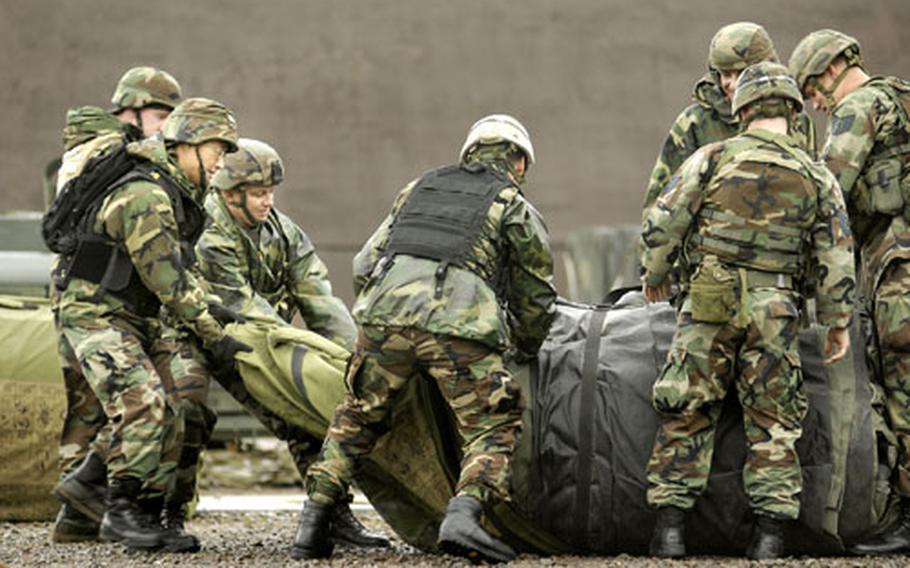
top-left (2, 1), bottom-right (908, 300)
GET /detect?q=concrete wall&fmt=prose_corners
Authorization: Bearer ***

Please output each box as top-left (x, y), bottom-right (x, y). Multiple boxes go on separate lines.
top-left (2, 1), bottom-right (908, 301)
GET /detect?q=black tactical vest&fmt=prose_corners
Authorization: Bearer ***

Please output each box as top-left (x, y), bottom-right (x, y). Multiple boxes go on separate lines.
top-left (63, 163), bottom-right (206, 317)
top-left (383, 162), bottom-right (513, 296)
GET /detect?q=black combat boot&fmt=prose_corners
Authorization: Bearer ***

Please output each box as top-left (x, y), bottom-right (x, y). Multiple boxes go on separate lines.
top-left (649, 506), bottom-right (686, 558)
top-left (99, 477), bottom-right (167, 551)
top-left (437, 495), bottom-right (517, 564)
top-left (162, 500), bottom-right (201, 553)
top-left (850, 499), bottom-right (910, 555)
top-left (53, 450), bottom-right (107, 523)
top-left (746, 513), bottom-right (785, 560)
top-left (291, 500), bottom-right (335, 560)
top-left (330, 501), bottom-right (390, 548)
top-left (50, 503), bottom-right (100, 543)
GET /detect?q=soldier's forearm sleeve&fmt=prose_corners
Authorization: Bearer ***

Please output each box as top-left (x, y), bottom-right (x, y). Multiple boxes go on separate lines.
top-left (504, 200), bottom-right (557, 355)
top-left (640, 149), bottom-right (708, 285)
top-left (821, 99), bottom-right (877, 198)
top-left (120, 189), bottom-right (223, 344)
top-left (811, 178), bottom-right (856, 328)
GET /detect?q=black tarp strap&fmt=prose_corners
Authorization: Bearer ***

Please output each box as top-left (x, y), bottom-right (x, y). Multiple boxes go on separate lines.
top-left (573, 307), bottom-right (608, 547)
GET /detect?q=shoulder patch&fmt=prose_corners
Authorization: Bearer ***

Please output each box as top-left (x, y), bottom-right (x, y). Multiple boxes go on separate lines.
top-left (831, 114), bottom-right (855, 136)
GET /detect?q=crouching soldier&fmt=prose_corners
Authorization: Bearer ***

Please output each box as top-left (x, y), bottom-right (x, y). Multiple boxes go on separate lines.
top-left (293, 114), bottom-right (557, 563)
top-left (641, 63), bottom-right (855, 560)
top-left (195, 137), bottom-right (388, 548)
top-left (51, 66), bottom-right (182, 544)
top-left (54, 98), bottom-right (251, 552)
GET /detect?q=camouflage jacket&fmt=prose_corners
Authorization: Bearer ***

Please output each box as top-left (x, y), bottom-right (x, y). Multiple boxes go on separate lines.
top-left (352, 160), bottom-right (557, 354)
top-left (196, 193), bottom-right (357, 349)
top-left (642, 128), bottom-right (855, 328)
top-left (58, 137), bottom-right (224, 345)
top-left (642, 75), bottom-right (817, 216)
top-left (55, 106), bottom-right (140, 193)
top-left (821, 76), bottom-right (910, 291)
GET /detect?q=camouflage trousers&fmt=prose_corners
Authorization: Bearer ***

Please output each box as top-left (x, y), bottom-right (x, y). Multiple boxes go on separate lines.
top-left (646, 288), bottom-right (807, 520)
top-left (212, 369), bottom-right (322, 479)
top-left (57, 306), bottom-right (214, 500)
top-left (306, 325), bottom-right (524, 505)
top-left (874, 260), bottom-right (910, 498)
top-left (56, 330), bottom-right (111, 476)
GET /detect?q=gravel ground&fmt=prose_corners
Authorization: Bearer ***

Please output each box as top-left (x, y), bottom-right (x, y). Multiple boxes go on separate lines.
top-left (3, 444), bottom-right (903, 567)
top-left (1, 510), bottom-right (908, 567)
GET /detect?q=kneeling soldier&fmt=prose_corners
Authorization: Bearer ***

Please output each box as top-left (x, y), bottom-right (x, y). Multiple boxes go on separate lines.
top-left (293, 115), bottom-right (557, 563)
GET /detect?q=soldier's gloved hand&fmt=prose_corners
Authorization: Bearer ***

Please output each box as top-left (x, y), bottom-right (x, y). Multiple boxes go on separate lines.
top-left (209, 335), bottom-right (253, 369)
top-left (505, 347), bottom-right (537, 365)
top-left (208, 302), bottom-right (247, 326)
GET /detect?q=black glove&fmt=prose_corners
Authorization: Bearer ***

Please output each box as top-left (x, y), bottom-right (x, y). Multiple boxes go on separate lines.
top-left (208, 302), bottom-right (247, 326)
top-left (209, 335), bottom-right (253, 368)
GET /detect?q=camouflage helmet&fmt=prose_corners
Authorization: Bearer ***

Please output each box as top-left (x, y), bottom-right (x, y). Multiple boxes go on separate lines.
top-left (161, 97), bottom-right (239, 152)
top-left (110, 66), bottom-right (182, 111)
top-left (211, 138), bottom-right (284, 192)
top-left (731, 62), bottom-right (804, 115)
top-left (788, 29), bottom-right (862, 91)
top-left (460, 114), bottom-right (535, 165)
top-left (708, 22), bottom-right (779, 72)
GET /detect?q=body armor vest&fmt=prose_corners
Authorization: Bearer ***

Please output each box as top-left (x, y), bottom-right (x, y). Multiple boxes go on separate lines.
top-left (852, 77), bottom-right (910, 225)
top-left (382, 162), bottom-right (513, 297)
top-left (687, 135), bottom-right (817, 276)
top-left (64, 163), bottom-right (206, 316)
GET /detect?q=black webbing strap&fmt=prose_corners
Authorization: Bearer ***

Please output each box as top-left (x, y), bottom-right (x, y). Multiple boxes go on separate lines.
top-left (290, 343), bottom-right (320, 420)
top-left (573, 307), bottom-right (608, 546)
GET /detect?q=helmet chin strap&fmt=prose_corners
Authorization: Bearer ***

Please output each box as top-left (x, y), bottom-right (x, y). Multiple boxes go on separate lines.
top-left (229, 188), bottom-right (260, 227)
top-left (812, 66), bottom-right (851, 114)
top-left (194, 146), bottom-right (208, 190)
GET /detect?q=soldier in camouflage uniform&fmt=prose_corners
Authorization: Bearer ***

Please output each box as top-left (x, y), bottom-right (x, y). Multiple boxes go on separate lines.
top-left (293, 114), bottom-right (556, 563)
top-left (54, 97), bottom-right (249, 552)
top-left (789, 29), bottom-right (910, 555)
top-left (50, 67), bottom-right (182, 544)
top-left (195, 138), bottom-right (388, 548)
top-left (641, 62), bottom-right (855, 560)
top-left (642, 22), bottom-right (816, 218)
top-left (46, 67), bottom-right (182, 207)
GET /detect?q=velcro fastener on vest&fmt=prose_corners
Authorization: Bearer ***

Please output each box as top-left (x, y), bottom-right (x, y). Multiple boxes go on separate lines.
top-left (384, 163), bottom-right (511, 275)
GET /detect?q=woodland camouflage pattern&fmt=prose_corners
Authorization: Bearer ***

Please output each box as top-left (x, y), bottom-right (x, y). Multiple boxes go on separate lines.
top-left (707, 22), bottom-right (778, 72)
top-left (56, 136), bottom-right (225, 495)
top-left (53, 107), bottom-right (140, 476)
top-left (642, 22), bottom-right (817, 215)
top-left (196, 137), bottom-right (354, 478)
top-left (161, 97), bottom-right (239, 152)
top-left (305, 150), bottom-right (555, 508)
top-left (110, 66), bottom-right (182, 111)
top-left (197, 193), bottom-right (356, 348)
top-left (819, 72), bottom-right (910, 496)
top-left (788, 29), bottom-right (863, 94)
top-left (351, 155), bottom-right (556, 355)
top-left (306, 325), bottom-right (524, 504)
top-left (642, 78), bottom-right (818, 215)
top-left (641, 127), bottom-right (855, 519)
